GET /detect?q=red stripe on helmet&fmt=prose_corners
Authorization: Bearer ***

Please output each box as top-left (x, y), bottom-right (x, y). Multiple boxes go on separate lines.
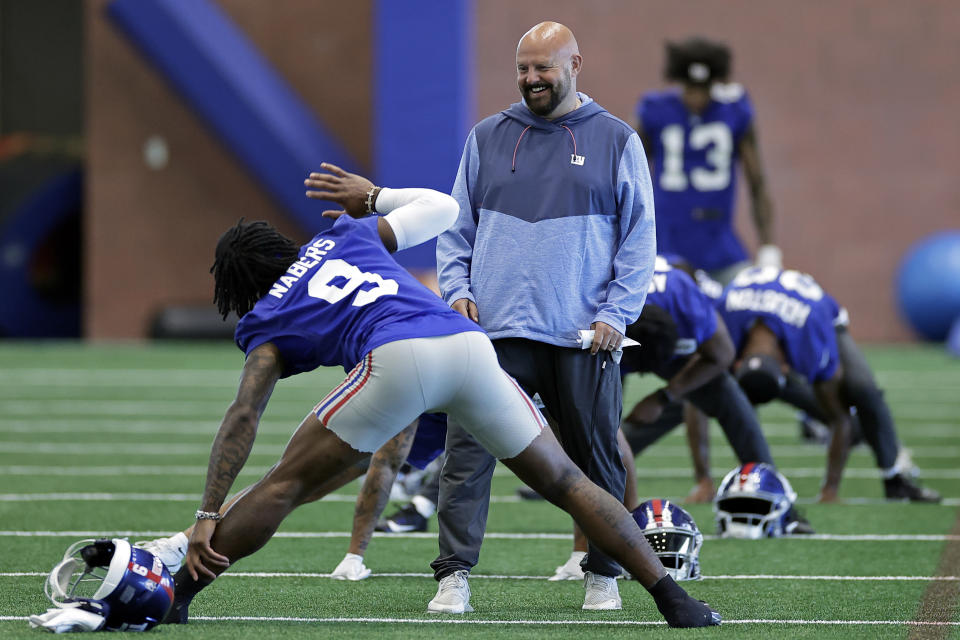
top-left (129, 561), bottom-right (175, 601)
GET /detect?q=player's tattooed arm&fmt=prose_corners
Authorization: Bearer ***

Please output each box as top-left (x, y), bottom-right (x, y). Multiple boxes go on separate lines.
top-left (348, 421), bottom-right (418, 555)
top-left (200, 343), bottom-right (283, 513)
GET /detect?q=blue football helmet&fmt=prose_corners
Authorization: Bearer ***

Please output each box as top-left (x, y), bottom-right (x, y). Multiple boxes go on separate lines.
top-left (714, 463), bottom-right (797, 538)
top-left (43, 538), bottom-right (174, 631)
top-left (632, 499), bottom-right (703, 580)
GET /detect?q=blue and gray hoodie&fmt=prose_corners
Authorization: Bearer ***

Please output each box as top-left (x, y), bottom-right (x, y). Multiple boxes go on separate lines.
top-left (437, 93), bottom-right (656, 347)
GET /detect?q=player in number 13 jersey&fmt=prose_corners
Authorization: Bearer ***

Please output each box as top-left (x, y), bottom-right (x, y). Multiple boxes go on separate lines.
top-left (635, 37), bottom-right (778, 281)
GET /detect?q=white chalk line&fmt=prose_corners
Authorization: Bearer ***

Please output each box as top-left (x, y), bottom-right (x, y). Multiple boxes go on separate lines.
top-left (1, 614), bottom-right (958, 626)
top-left (1, 530), bottom-right (958, 542)
top-left (3, 571), bottom-right (957, 581)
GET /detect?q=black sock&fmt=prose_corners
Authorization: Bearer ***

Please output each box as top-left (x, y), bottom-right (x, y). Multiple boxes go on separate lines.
top-left (162, 567), bottom-right (212, 624)
top-left (647, 574), bottom-right (720, 628)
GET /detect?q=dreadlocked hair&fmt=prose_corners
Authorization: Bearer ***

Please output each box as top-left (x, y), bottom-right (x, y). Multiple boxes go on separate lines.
top-left (622, 303), bottom-right (679, 373)
top-left (210, 219), bottom-right (299, 319)
top-left (664, 36), bottom-right (731, 84)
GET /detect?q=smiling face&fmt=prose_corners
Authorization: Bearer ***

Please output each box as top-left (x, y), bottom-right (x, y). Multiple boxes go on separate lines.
top-left (515, 22), bottom-right (582, 120)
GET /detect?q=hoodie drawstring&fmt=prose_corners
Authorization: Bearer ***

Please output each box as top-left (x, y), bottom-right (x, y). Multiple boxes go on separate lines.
top-left (511, 124), bottom-right (579, 173)
top-left (511, 125), bottom-right (531, 173)
top-left (560, 125), bottom-right (577, 158)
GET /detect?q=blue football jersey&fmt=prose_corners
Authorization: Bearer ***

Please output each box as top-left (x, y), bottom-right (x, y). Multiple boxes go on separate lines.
top-left (646, 256), bottom-right (718, 357)
top-left (718, 266), bottom-right (841, 383)
top-left (622, 256), bottom-right (718, 375)
top-left (406, 412), bottom-right (448, 470)
top-left (637, 84), bottom-right (754, 271)
top-left (235, 216), bottom-right (481, 376)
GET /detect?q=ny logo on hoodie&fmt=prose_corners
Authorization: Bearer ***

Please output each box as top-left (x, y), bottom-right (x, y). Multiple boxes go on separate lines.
top-left (570, 153), bottom-right (585, 166)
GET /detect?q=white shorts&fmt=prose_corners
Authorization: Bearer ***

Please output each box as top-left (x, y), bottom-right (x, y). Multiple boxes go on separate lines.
top-left (313, 331), bottom-right (547, 459)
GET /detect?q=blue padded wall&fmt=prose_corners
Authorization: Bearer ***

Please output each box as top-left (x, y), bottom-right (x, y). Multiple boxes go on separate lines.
top-left (374, 0), bottom-right (474, 268)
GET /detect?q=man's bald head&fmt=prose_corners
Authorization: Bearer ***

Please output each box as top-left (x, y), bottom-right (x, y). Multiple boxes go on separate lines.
top-left (516, 22), bottom-right (583, 119)
top-left (517, 21), bottom-right (580, 59)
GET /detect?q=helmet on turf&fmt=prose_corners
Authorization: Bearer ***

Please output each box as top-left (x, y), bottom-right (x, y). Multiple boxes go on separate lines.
top-left (43, 538), bottom-right (174, 631)
top-left (631, 499), bottom-right (703, 580)
top-left (714, 463), bottom-right (797, 539)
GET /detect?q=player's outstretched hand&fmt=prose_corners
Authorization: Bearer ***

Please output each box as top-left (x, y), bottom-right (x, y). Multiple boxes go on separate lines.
top-left (185, 519), bottom-right (231, 582)
top-left (305, 163), bottom-right (375, 218)
top-left (684, 477), bottom-right (715, 504)
top-left (817, 485), bottom-right (840, 503)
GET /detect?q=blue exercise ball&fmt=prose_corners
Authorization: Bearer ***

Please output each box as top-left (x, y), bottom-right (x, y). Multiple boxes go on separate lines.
top-left (896, 231), bottom-right (960, 341)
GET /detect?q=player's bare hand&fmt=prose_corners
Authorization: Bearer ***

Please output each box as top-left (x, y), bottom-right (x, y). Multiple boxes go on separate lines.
top-left (589, 321), bottom-right (622, 355)
top-left (185, 519), bottom-right (231, 582)
top-left (817, 485), bottom-right (840, 503)
top-left (451, 298), bottom-right (479, 323)
top-left (627, 394), bottom-right (664, 424)
top-left (304, 163), bottom-right (375, 218)
top-left (684, 477), bottom-right (715, 504)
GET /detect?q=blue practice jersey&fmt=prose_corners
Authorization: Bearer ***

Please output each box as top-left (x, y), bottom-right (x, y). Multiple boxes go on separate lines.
top-left (235, 216), bottom-right (481, 376)
top-left (647, 256), bottom-right (718, 357)
top-left (622, 256), bottom-right (718, 375)
top-left (718, 266), bottom-right (842, 383)
top-left (407, 412), bottom-right (447, 470)
top-left (637, 84), bottom-right (754, 271)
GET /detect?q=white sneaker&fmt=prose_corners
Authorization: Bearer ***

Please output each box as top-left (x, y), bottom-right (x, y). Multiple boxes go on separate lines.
top-left (582, 571), bottom-right (622, 610)
top-left (134, 532), bottom-right (188, 574)
top-left (427, 570), bottom-right (473, 614)
top-left (331, 553), bottom-right (372, 581)
top-left (548, 550), bottom-right (586, 581)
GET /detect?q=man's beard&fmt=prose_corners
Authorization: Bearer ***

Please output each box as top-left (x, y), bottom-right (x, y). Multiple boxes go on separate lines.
top-left (522, 75), bottom-right (569, 116)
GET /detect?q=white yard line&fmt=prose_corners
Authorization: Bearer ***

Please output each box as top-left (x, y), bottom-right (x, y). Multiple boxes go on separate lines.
top-left (3, 463), bottom-right (959, 480)
top-left (2, 530), bottom-right (958, 541)
top-left (2, 615), bottom-right (958, 626)
top-left (1, 492), bottom-right (958, 506)
top-left (3, 440), bottom-right (960, 459)
top-left (1, 571), bottom-right (958, 581)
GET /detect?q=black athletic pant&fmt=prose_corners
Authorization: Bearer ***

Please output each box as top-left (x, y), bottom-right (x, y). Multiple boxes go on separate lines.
top-left (780, 327), bottom-right (899, 470)
top-left (620, 360), bottom-right (774, 466)
top-left (430, 338), bottom-right (625, 580)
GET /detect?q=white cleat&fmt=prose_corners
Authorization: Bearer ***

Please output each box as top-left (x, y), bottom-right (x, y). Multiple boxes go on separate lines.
top-left (134, 532), bottom-right (188, 574)
top-left (582, 571), bottom-right (622, 610)
top-left (427, 570), bottom-right (473, 614)
top-left (331, 553), bottom-right (372, 581)
top-left (548, 550), bottom-right (586, 581)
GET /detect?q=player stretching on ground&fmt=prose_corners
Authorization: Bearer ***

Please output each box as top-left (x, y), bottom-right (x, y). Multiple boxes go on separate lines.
top-left (160, 164), bottom-right (720, 628)
top-left (719, 266), bottom-right (941, 503)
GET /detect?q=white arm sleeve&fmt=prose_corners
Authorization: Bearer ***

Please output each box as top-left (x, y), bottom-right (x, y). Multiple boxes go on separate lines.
top-left (376, 187), bottom-right (459, 251)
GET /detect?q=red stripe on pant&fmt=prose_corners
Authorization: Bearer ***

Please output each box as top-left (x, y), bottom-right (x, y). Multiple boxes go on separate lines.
top-left (320, 353), bottom-right (373, 426)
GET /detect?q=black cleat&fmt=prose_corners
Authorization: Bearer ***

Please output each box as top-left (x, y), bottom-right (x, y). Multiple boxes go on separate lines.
top-left (649, 574), bottom-right (722, 628)
top-left (884, 474), bottom-right (942, 503)
top-left (375, 504), bottom-right (428, 533)
top-left (784, 506), bottom-right (815, 535)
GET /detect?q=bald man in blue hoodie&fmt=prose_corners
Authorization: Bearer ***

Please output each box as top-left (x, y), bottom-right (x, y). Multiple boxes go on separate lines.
top-left (431, 22), bottom-right (657, 614)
